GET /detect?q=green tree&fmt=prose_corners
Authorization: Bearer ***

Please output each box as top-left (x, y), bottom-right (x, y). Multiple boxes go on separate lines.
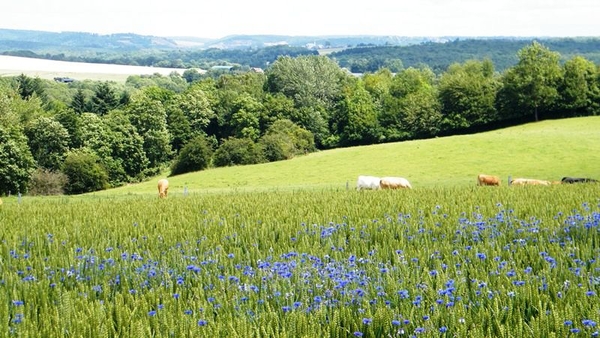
top-left (230, 93), bottom-right (263, 141)
top-left (166, 105), bottom-right (193, 153)
top-left (126, 90), bottom-right (172, 168)
top-left (213, 137), bottom-right (264, 167)
top-left (0, 126), bottom-right (36, 195)
top-left (333, 79), bottom-right (381, 146)
top-left (78, 112), bottom-right (127, 185)
top-left (71, 88), bottom-right (87, 114)
top-left (24, 116), bottom-right (70, 171)
top-left (91, 81), bottom-right (119, 115)
top-left (498, 42), bottom-right (562, 121)
top-left (265, 55), bottom-right (350, 146)
top-left (105, 111), bottom-right (149, 180)
top-left (177, 83), bottom-right (215, 133)
top-left (438, 59), bottom-right (499, 130)
top-left (62, 148), bottom-right (109, 194)
top-left (170, 135), bottom-right (213, 176)
top-left (558, 56), bottom-right (600, 116)
top-left (265, 119), bottom-right (315, 155)
top-left (54, 108), bottom-right (83, 149)
top-left (15, 74), bottom-right (46, 102)
top-left (381, 67), bottom-right (442, 140)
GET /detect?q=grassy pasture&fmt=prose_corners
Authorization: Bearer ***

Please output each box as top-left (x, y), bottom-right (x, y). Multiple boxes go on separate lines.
top-left (0, 55), bottom-right (184, 82)
top-left (93, 116), bottom-right (600, 197)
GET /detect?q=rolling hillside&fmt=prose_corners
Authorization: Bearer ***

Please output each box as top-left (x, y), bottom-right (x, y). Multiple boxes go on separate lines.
top-left (92, 116), bottom-right (600, 196)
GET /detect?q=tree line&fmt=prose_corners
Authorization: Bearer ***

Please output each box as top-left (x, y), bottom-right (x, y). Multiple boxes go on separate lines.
top-left (0, 41), bottom-right (598, 196)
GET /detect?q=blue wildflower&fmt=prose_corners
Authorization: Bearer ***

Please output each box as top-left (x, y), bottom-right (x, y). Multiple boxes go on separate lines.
top-left (583, 319), bottom-right (597, 327)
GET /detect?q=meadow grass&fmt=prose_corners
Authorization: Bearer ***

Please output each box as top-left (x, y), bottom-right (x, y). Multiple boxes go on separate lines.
top-left (92, 116), bottom-right (600, 197)
top-left (1, 184), bottom-right (599, 337)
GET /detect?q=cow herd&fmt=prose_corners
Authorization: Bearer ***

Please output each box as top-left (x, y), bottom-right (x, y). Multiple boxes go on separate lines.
top-left (477, 174), bottom-right (599, 187)
top-left (153, 172), bottom-right (596, 197)
top-left (356, 173), bottom-right (598, 190)
top-left (356, 175), bottom-right (412, 190)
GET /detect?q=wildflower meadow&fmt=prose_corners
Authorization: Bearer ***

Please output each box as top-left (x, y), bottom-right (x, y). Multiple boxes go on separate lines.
top-left (1, 184), bottom-right (599, 337)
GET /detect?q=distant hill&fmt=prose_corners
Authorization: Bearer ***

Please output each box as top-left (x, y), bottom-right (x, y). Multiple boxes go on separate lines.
top-left (0, 28), bottom-right (179, 52)
top-left (0, 28), bottom-right (441, 51)
top-left (1, 28), bottom-right (598, 74)
top-left (330, 37), bottom-right (600, 73)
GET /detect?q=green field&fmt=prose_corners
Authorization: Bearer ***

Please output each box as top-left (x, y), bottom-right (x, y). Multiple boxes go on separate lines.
top-left (91, 116), bottom-right (600, 197)
top-left (1, 117), bottom-right (599, 337)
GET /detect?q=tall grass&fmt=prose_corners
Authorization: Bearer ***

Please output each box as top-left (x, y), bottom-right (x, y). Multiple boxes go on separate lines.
top-left (1, 184), bottom-right (599, 337)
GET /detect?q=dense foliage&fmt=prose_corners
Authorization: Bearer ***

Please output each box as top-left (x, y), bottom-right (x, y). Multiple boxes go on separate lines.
top-left (331, 38), bottom-right (600, 73)
top-left (0, 42), bottom-right (598, 195)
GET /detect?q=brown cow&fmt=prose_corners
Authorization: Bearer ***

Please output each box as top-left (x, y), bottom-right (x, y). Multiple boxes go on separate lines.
top-left (380, 177), bottom-right (412, 189)
top-left (157, 179), bottom-right (169, 198)
top-left (510, 178), bottom-right (551, 186)
top-left (477, 174), bottom-right (500, 186)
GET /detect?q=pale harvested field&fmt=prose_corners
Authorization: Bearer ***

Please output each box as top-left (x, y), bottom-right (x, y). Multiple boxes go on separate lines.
top-left (0, 55), bottom-right (186, 82)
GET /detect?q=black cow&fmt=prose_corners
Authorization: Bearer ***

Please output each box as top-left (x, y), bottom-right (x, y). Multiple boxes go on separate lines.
top-left (561, 177), bottom-right (599, 184)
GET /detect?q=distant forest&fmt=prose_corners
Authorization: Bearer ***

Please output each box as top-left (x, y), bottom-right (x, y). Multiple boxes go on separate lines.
top-left (1, 29), bottom-right (599, 73)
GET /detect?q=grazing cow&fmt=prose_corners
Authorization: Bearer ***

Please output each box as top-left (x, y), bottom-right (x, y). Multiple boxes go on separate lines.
top-left (561, 177), bottom-right (599, 184)
top-left (157, 179), bottom-right (169, 198)
top-left (477, 174), bottom-right (501, 186)
top-left (510, 178), bottom-right (551, 186)
top-left (380, 176), bottom-right (412, 189)
top-left (356, 175), bottom-right (381, 190)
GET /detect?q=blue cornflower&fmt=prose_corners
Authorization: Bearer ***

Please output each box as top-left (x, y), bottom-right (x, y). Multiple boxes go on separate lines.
top-left (12, 300), bottom-right (24, 306)
top-left (148, 310), bottom-right (157, 316)
top-left (439, 326), bottom-right (448, 333)
top-left (583, 319), bottom-right (597, 327)
top-left (564, 320), bottom-right (573, 326)
top-left (197, 319), bottom-right (207, 326)
top-left (354, 332), bottom-right (363, 337)
top-left (392, 320), bottom-right (401, 326)
top-left (362, 318), bottom-right (372, 325)
top-left (476, 252), bottom-right (486, 260)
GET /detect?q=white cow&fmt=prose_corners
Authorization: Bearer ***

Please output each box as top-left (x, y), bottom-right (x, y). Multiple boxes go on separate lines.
top-left (356, 175), bottom-right (381, 190)
top-left (380, 176), bottom-right (412, 189)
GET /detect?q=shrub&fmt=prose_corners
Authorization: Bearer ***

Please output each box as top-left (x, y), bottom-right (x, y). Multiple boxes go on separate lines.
top-left (62, 148), bottom-right (109, 194)
top-left (259, 133), bottom-right (294, 162)
top-left (265, 119), bottom-right (316, 155)
top-left (170, 135), bottom-right (213, 176)
top-left (213, 138), bottom-right (264, 167)
top-left (28, 168), bottom-right (68, 196)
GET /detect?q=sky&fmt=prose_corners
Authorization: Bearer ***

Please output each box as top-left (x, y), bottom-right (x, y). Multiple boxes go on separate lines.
top-left (2, 0), bottom-right (599, 39)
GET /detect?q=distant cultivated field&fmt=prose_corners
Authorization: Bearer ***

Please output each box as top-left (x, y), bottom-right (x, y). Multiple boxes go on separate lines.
top-left (93, 116), bottom-right (600, 197)
top-left (0, 55), bottom-right (185, 82)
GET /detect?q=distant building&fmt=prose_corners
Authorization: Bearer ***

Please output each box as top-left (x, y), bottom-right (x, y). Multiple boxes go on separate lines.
top-left (53, 76), bottom-right (75, 83)
top-left (250, 67), bottom-right (264, 73)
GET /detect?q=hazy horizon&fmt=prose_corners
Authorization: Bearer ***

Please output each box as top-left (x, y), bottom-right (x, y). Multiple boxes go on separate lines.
top-left (1, 0), bottom-right (599, 40)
